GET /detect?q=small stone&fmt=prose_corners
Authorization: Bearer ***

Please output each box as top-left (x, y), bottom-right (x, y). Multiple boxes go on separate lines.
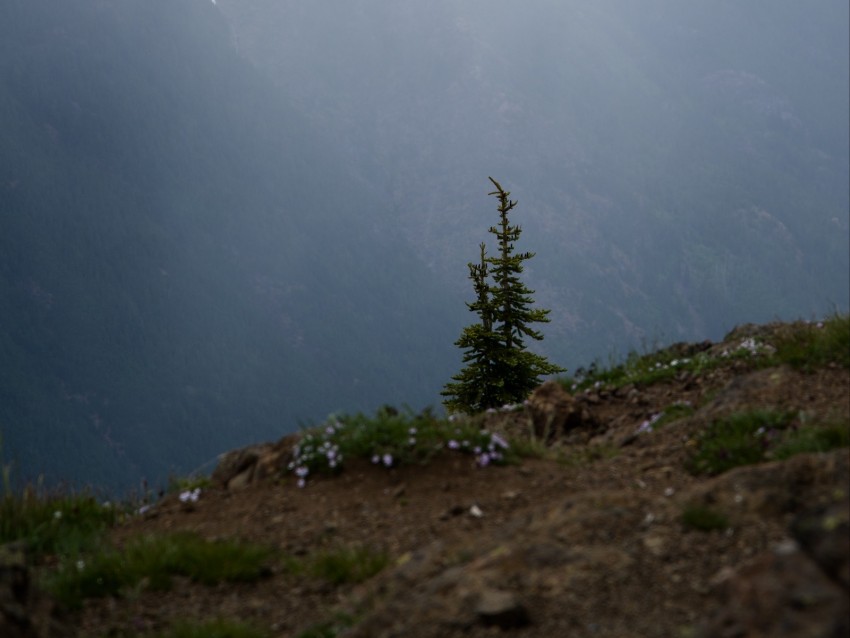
top-left (475, 589), bottom-right (531, 629)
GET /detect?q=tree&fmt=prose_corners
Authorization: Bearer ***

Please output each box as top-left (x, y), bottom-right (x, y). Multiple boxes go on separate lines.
top-left (442, 177), bottom-right (564, 413)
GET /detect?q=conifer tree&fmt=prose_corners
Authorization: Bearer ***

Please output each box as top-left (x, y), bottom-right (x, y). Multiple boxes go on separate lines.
top-left (442, 178), bottom-right (564, 413)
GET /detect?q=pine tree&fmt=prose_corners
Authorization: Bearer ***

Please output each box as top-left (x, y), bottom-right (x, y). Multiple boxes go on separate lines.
top-left (442, 178), bottom-right (564, 413)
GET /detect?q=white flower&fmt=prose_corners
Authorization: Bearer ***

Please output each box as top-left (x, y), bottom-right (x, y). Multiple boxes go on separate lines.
top-left (179, 488), bottom-right (201, 503)
top-left (382, 453), bottom-right (393, 467)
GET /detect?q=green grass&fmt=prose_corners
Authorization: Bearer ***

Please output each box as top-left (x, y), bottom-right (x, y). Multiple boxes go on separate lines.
top-left (288, 406), bottom-right (514, 486)
top-left (681, 505), bottom-right (730, 532)
top-left (773, 420), bottom-right (850, 459)
top-left (0, 487), bottom-right (118, 560)
top-left (561, 313), bottom-right (850, 394)
top-left (772, 314), bottom-right (850, 370)
top-left (47, 532), bottom-right (274, 609)
top-left (687, 410), bottom-right (849, 476)
top-left (278, 544), bottom-right (390, 587)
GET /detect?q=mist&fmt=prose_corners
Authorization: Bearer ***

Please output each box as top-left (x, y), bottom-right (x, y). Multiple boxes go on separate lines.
top-left (1, 0), bottom-right (847, 491)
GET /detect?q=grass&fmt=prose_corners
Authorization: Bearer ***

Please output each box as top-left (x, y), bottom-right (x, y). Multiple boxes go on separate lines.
top-left (560, 313), bottom-right (849, 394)
top-left (288, 406), bottom-right (514, 486)
top-left (772, 314), bottom-right (850, 370)
top-left (687, 409), bottom-right (850, 476)
top-left (281, 545), bottom-right (390, 586)
top-left (47, 532), bottom-right (274, 609)
top-left (0, 485), bottom-right (118, 561)
top-left (681, 505), bottom-right (730, 532)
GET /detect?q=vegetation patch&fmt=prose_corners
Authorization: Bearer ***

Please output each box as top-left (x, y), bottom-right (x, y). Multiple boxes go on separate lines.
top-left (681, 504), bottom-right (730, 532)
top-left (288, 406), bottom-right (514, 487)
top-left (47, 532), bottom-right (273, 609)
top-left (772, 314), bottom-right (850, 370)
top-left (687, 410), bottom-right (849, 476)
top-left (0, 484), bottom-right (117, 561)
top-left (279, 545), bottom-right (389, 587)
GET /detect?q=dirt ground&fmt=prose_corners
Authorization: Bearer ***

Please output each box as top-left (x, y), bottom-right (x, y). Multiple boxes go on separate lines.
top-left (71, 326), bottom-right (849, 638)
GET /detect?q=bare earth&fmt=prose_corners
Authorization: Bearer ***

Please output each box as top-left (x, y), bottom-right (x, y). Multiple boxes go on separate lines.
top-left (74, 325), bottom-right (849, 638)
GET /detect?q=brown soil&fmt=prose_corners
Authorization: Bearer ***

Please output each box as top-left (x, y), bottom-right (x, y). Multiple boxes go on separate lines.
top-left (71, 325), bottom-right (850, 638)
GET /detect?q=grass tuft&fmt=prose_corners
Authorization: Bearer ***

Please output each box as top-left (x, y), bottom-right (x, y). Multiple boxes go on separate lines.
top-left (47, 532), bottom-right (273, 609)
top-left (0, 487), bottom-right (117, 560)
top-left (772, 314), bottom-right (850, 370)
top-left (307, 545), bottom-right (390, 585)
top-left (687, 410), bottom-right (849, 475)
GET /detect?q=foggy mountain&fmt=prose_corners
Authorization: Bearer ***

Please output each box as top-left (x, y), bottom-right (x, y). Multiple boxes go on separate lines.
top-left (1, 0), bottom-right (847, 491)
top-left (0, 0), bottom-right (460, 491)
top-left (217, 0), bottom-right (849, 353)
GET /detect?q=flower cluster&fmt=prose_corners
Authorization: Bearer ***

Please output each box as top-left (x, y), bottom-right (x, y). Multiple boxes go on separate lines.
top-left (288, 410), bottom-right (512, 488)
top-left (288, 419), bottom-right (345, 488)
top-left (721, 337), bottom-right (775, 358)
top-left (446, 429), bottom-right (509, 467)
top-left (179, 488), bottom-right (201, 503)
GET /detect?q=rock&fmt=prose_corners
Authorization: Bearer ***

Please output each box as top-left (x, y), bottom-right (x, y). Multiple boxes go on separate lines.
top-left (0, 544), bottom-right (73, 638)
top-left (791, 500), bottom-right (850, 589)
top-left (474, 588), bottom-right (530, 629)
top-left (527, 380), bottom-right (598, 442)
top-left (698, 543), bottom-right (849, 638)
top-left (211, 434), bottom-right (298, 489)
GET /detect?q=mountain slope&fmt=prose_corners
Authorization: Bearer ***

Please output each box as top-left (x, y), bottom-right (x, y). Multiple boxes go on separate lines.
top-left (0, 0), bottom-right (460, 490)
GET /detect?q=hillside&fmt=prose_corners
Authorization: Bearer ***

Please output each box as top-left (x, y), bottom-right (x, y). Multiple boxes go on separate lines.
top-left (3, 316), bottom-right (848, 637)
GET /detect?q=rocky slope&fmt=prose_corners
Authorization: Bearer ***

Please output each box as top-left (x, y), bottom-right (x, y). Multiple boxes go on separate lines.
top-left (5, 320), bottom-right (848, 637)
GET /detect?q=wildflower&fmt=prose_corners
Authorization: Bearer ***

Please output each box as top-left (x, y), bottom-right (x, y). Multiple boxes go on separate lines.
top-left (297, 478), bottom-right (306, 488)
top-left (636, 412), bottom-right (663, 434)
top-left (490, 433), bottom-right (509, 450)
top-left (179, 488), bottom-right (201, 503)
top-left (447, 440), bottom-right (460, 450)
top-left (53, 510), bottom-right (62, 520)
top-left (382, 453), bottom-right (393, 467)
top-left (371, 454), bottom-right (380, 464)
top-left (477, 453), bottom-right (491, 467)
top-left (409, 437), bottom-right (417, 446)
top-left (295, 466), bottom-right (309, 478)
top-left (409, 427), bottom-right (417, 435)
top-left (76, 560), bottom-right (85, 572)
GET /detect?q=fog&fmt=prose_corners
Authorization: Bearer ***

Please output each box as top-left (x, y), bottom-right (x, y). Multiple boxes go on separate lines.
top-left (218, 0), bottom-right (849, 348)
top-left (1, 0), bottom-right (847, 490)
